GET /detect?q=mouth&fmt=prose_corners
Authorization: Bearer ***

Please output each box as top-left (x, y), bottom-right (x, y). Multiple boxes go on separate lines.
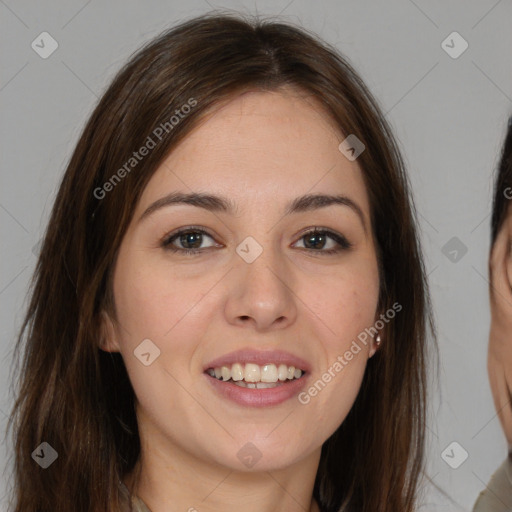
top-left (203, 349), bottom-right (311, 406)
top-left (205, 363), bottom-right (306, 389)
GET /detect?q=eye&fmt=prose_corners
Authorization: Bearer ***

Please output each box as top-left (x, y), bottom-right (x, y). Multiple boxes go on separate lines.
top-left (293, 228), bottom-right (352, 255)
top-left (161, 226), bottom-right (352, 256)
top-left (162, 226), bottom-right (219, 255)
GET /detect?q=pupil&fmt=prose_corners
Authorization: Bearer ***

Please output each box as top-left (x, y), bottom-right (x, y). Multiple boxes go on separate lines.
top-left (305, 232), bottom-right (325, 249)
top-left (181, 232), bottom-right (202, 249)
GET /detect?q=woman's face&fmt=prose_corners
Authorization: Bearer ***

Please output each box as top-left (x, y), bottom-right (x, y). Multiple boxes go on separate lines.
top-left (102, 88), bottom-right (380, 472)
top-left (489, 203), bottom-right (512, 448)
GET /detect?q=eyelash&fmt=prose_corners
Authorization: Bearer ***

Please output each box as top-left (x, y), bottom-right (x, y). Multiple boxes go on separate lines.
top-left (161, 225), bottom-right (352, 256)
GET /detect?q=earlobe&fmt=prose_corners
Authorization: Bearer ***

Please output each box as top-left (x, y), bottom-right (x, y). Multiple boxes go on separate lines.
top-left (369, 310), bottom-right (384, 358)
top-left (98, 310), bottom-right (121, 353)
top-left (369, 334), bottom-right (382, 358)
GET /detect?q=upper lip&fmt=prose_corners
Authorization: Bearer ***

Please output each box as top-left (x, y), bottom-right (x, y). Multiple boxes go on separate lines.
top-left (204, 349), bottom-right (311, 373)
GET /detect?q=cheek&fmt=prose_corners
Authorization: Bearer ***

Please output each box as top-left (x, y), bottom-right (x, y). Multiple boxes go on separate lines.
top-left (111, 248), bottom-right (224, 390)
top-left (111, 259), bottom-right (205, 409)
top-left (113, 253), bottom-right (206, 342)
top-left (299, 277), bottom-right (377, 433)
top-left (306, 262), bottom-right (380, 347)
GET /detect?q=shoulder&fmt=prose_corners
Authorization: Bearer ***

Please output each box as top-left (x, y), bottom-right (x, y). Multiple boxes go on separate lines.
top-left (472, 455), bottom-right (512, 511)
top-left (118, 480), bottom-right (152, 512)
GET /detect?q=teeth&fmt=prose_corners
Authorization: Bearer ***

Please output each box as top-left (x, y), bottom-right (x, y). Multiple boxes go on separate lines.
top-left (261, 363), bottom-right (278, 383)
top-left (244, 363), bottom-right (260, 383)
top-left (207, 363), bottom-right (305, 383)
top-left (221, 366), bottom-right (230, 381)
top-left (277, 364), bottom-right (288, 381)
top-left (234, 381), bottom-right (283, 389)
top-left (231, 363), bottom-right (244, 381)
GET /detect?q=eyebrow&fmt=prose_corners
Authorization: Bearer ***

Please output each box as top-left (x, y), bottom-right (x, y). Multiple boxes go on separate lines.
top-left (139, 191), bottom-right (367, 232)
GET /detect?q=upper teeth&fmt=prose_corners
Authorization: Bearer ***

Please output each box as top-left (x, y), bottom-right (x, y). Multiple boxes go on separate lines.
top-left (207, 363), bottom-right (304, 383)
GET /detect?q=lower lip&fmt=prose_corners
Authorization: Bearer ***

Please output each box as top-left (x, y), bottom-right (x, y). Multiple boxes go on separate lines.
top-left (204, 373), bottom-right (309, 407)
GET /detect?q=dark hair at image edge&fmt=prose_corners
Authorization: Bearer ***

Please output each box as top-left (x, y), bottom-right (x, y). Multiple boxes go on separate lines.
top-left (6, 11), bottom-right (435, 512)
top-left (491, 115), bottom-right (512, 245)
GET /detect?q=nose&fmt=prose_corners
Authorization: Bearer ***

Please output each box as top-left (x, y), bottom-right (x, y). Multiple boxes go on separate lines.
top-left (224, 243), bottom-right (298, 331)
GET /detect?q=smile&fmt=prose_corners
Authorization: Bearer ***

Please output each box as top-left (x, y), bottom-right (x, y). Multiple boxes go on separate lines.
top-left (206, 362), bottom-right (305, 388)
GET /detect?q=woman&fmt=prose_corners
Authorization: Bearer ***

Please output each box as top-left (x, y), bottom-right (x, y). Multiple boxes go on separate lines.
top-left (7, 12), bottom-right (433, 512)
top-left (472, 116), bottom-right (512, 510)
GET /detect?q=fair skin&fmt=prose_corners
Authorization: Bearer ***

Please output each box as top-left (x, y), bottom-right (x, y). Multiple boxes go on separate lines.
top-left (101, 88), bottom-right (381, 512)
top-left (488, 204), bottom-right (512, 452)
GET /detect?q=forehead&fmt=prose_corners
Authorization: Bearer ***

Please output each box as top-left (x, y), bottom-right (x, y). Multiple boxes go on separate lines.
top-left (136, 89), bottom-right (371, 217)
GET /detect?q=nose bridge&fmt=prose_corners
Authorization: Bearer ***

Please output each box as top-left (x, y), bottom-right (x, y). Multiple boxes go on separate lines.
top-left (237, 233), bottom-right (289, 298)
top-left (226, 233), bottom-right (296, 328)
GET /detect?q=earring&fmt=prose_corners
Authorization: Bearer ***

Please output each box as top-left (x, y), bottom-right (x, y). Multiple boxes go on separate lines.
top-left (375, 335), bottom-right (381, 346)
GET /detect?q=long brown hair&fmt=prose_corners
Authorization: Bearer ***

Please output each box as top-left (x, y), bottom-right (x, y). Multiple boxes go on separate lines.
top-left (6, 11), bottom-right (434, 511)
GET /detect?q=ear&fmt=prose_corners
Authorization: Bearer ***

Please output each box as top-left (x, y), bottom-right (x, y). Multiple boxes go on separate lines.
top-left (368, 334), bottom-right (381, 358)
top-left (98, 310), bottom-right (121, 353)
top-left (369, 311), bottom-right (384, 359)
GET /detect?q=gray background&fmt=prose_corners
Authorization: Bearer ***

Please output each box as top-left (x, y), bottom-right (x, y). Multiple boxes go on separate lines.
top-left (1, 0), bottom-right (511, 510)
